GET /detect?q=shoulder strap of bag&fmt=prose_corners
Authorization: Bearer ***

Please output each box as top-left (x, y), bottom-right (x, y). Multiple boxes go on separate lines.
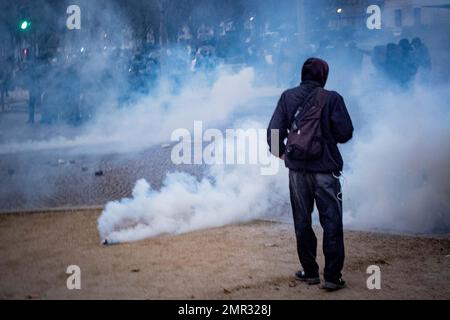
top-left (291, 87), bottom-right (321, 131)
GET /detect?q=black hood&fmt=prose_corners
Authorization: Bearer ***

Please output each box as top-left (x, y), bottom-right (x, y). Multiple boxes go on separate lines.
top-left (301, 58), bottom-right (329, 88)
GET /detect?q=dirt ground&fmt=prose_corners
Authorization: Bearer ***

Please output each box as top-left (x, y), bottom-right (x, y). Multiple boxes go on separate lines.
top-left (0, 208), bottom-right (448, 300)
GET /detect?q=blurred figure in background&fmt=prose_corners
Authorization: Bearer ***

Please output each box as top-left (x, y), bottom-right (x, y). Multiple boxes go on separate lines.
top-left (192, 45), bottom-right (216, 74)
top-left (177, 24), bottom-right (193, 47)
top-left (0, 56), bottom-right (14, 112)
top-left (384, 43), bottom-right (403, 84)
top-left (143, 28), bottom-right (156, 54)
top-left (197, 23), bottom-right (215, 44)
top-left (61, 61), bottom-right (81, 125)
top-left (398, 38), bottom-right (418, 87)
top-left (411, 37), bottom-right (432, 74)
top-left (41, 57), bottom-right (63, 124)
top-left (26, 54), bottom-right (44, 124)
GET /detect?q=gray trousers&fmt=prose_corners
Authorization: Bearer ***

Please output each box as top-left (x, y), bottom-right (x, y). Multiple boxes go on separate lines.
top-left (289, 170), bottom-right (345, 283)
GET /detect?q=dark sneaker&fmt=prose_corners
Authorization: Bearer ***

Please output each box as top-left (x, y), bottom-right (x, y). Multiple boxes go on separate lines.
top-left (322, 279), bottom-right (346, 291)
top-left (295, 271), bottom-right (321, 285)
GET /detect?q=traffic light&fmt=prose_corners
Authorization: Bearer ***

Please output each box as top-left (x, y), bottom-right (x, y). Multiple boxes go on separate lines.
top-left (19, 19), bottom-right (31, 31)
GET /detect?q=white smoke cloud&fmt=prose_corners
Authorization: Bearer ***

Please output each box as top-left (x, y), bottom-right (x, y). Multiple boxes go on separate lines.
top-left (2, 22), bottom-right (448, 240)
top-left (97, 73), bottom-right (450, 244)
top-left (98, 157), bottom-right (288, 244)
top-left (98, 118), bottom-right (289, 244)
top-left (344, 83), bottom-right (450, 233)
top-left (0, 68), bottom-right (279, 154)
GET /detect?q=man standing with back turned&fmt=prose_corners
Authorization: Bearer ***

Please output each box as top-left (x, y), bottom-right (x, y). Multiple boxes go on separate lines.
top-left (267, 58), bottom-right (354, 291)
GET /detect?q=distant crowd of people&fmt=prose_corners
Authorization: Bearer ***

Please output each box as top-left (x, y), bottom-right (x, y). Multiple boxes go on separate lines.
top-left (0, 19), bottom-right (298, 124)
top-left (0, 17), bottom-right (434, 126)
top-left (372, 37), bottom-right (431, 86)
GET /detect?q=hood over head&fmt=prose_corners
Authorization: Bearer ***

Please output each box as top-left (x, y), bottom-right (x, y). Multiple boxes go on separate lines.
top-left (301, 57), bottom-right (329, 88)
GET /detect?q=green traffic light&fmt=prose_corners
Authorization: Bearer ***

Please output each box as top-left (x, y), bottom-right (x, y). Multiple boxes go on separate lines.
top-left (20, 20), bottom-right (30, 30)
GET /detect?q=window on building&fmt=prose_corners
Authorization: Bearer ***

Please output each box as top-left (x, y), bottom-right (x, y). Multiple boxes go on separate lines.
top-left (414, 8), bottom-right (422, 25)
top-left (395, 9), bottom-right (402, 27)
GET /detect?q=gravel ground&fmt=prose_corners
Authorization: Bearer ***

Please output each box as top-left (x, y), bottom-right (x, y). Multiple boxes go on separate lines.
top-left (0, 147), bottom-right (207, 212)
top-left (0, 113), bottom-right (206, 212)
top-left (0, 93), bottom-right (276, 212)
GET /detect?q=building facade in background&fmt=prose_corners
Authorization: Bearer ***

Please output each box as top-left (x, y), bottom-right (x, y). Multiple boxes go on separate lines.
top-left (295, 0), bottom-right (449, 39)
top-left (383, 0), bottom-right (450, 31)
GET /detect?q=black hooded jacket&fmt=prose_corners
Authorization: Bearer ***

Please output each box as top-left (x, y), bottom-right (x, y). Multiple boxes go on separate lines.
top-left (267, 58), bottom-right (354, 173)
